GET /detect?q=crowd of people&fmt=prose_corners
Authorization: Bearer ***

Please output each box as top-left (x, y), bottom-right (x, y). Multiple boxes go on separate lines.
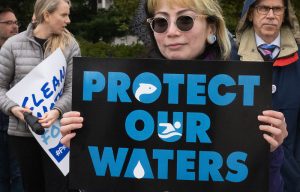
top-left (0, 0), bottom-right (299, 191)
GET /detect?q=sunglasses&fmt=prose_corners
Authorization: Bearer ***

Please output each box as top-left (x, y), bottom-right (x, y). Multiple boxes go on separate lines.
top-left (147, 15), bottom-right (203, 33)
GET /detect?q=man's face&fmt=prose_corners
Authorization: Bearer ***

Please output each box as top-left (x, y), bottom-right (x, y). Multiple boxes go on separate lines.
top-left (0, 11), bottom-right (19, 41)
top-left (249, 0), bottom-right (285, 43)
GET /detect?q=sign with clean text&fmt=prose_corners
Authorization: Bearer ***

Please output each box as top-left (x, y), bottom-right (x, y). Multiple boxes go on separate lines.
top-left (6, 48), bottom-right (70, 176)
top-left (70, 58), bottom-right (272, 191)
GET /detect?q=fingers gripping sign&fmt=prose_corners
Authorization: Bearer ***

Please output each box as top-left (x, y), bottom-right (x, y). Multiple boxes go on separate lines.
top-left (258, 110), bottom-right (288, 152)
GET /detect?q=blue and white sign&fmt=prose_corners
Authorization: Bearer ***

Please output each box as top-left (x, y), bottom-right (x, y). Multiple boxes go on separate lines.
top-left (70, 58), bottom-right (272, 191)
top-left (6, 48), bottom-right (70, 176)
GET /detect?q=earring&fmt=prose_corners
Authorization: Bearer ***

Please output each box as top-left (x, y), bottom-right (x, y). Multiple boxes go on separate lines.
top-left (207, 34), bottom-right (217, 44)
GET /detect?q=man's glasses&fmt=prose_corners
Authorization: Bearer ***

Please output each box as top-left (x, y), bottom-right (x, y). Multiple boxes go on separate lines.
top-left (255, 5), bottom-right (286, 16)
top-left (0, 20), bottom-right (21, 27)
top-left (147, 15), bottom-right (203, 33)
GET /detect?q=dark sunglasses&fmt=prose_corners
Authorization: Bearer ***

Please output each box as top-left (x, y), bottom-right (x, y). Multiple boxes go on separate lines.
top-left (147, 15), bottom-right (203, 33)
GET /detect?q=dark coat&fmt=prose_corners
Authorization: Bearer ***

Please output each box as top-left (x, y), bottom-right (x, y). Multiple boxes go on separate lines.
top-left (234, 0), bottom-right (300, 191)
top-left (231, 44), bottom-right (288, 192)
top-left (0, 112), bottom-right (8, 131)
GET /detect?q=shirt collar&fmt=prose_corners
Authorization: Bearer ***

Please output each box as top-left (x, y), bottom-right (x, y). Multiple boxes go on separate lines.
top-left (255, 33), bottom-right (281, 47)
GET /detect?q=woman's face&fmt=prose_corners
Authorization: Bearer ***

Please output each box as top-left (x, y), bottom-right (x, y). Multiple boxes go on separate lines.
top-left (46, 0), bottom-right (70, 35)
top-left (152, 2), bottom-right (213, 60)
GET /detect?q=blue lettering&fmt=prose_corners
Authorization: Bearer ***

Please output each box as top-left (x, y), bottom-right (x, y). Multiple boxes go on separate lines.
top-left (83, 71), bottom-right (105, 101)
top-left (125, 110), bottom-right (154, 141)
top-left (238, 76), bottom-right (260, 106)
top-left (50, 124), bottom-right (60, 138)
top-left (50, 103), bottom-right (55, 110)
top-left (124, 148), bottom-right (154, 179)
top-left (54, 90), bottom-right (63, 102)
top-left (226, 152), bottom-right (248, 182)
top-left (186, 112), bottom-right (211, 143)
top-left (163, 74), bottom-right (184, 104)
top-left (52, 76), bottom-right (60, 92)
top-left (199, 151), bottom-right (224, 181)
top-left (21, 97), bottom-right (29, 108)
top-left (108, 72), bottom-right (131, 102)
top-left (41, 129), bottom-right (50, 144)
top-left (60, 66), bottom-right (65, 83)
top-left (208, 74), bottom-right (236, 106)
top-left (37, 112), bottom-right (42, 118)
top-left (41, 82), bottom-right (53, 99)
top-left (153, 149), bottom-right (173, 179)
top-left (32, 94), bottom-right (44, 107)
top-left (187, 74), bottom-right (206, 105)
top-left (43, 106), bottom-right (48, 113)
top-left (177, 150), bottom-right (196, 180)
top-left (88, 146), bottom-right (128, 177)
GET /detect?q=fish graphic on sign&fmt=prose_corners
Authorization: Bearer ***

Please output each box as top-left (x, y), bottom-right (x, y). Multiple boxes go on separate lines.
top-left (134, 83), bottom-right (157, 101)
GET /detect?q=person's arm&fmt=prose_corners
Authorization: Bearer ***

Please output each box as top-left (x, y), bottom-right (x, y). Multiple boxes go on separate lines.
top-left (53, 41), bottom-right (81, 115)
top-left (259, 110), bottom-right (286, 191)
top-left (10, 106), bottom-right (32, 122)
top-left (60, 111), bottom-right (83, 147)
top-left (0, 38), bottom-right (29, 119)
top-left (257, 110), bottom-right (288, 152)
top-left (39, 41), bottom-right (81, 128)
top-left (269, 145), bottom-right (284, 192)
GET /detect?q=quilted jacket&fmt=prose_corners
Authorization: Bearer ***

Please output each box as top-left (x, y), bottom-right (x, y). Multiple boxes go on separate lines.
top-left (0, 23), bottom-right (81, 137)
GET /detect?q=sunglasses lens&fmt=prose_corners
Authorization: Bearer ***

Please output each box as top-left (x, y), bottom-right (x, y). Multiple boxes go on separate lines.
top-left (152, 18), bottom-right (168, 33)
top-left (176, 16), bottom-right (194, 31)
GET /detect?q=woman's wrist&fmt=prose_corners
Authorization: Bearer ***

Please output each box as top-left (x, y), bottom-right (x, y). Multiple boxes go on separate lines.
top-left (52, 108), bottom-right (62, 119)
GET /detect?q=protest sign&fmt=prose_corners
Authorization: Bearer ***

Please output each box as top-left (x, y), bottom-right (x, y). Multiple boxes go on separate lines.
top-left (70, 58), bottom-right (272, 191)
top-left (6, 48), bottom-right (70, 176)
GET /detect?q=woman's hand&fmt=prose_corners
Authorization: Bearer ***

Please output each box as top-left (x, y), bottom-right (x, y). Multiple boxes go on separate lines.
top-left (38, 109), bottom-right (60, 128)
top-left (60, 111), bottom-right (83, 147)
top-left (258, 110), bottom-right (288, 152)
top-left (10, 106), bottom-right (32, 122)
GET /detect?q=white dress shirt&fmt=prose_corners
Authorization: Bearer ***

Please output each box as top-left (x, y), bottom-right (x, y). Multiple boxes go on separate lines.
top-left (255, 33), bottom-right (281, 59)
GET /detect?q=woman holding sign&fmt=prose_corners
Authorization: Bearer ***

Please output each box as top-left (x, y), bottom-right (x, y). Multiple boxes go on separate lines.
top-left (0, 0), bottom-right (80, 191)
top-left (61, 0), bottom-right (287, 191)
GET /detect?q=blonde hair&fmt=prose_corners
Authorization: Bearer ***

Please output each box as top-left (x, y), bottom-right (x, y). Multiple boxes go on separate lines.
top-left (34, 0), bottom-right (75, 53)
top-left (147, 0), bottom-right (231, 59)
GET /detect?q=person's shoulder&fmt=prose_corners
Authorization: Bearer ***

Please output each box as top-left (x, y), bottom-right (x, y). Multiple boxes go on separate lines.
top-left (1, 32), bottom-right (27, 52)
top-left (228, 34), bottom-right (240, 60)
top-left (64, 36), bottom-right (81, 58)
top-left (229, 47), bottom-right (239, 60)
top-left (65, 34), bottom-right (79, 49)
top-left (70, 37), bottom-right (80, 49)
top-left (297, 44), bottom-right (300, 63)
top-left (5, 31), bottom-right (29, 45)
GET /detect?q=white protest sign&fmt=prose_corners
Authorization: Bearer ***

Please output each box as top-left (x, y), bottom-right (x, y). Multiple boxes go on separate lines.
top-left (6, 48), bottom-right (70, 176)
